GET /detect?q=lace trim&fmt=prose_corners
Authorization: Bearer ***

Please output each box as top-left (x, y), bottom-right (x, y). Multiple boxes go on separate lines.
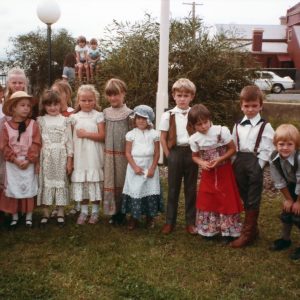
top-left (104, 105), bottom-right (133, 121)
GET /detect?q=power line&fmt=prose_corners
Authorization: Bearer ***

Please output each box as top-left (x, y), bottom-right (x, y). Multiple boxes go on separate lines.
top-left (183, 1), bottom-right (203, 22)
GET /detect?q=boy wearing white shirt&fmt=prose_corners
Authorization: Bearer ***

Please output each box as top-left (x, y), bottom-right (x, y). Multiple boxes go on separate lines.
top-left (230, 85), bottom-right (275, 248)
top-left (159, 78), bottom-right (198, 235)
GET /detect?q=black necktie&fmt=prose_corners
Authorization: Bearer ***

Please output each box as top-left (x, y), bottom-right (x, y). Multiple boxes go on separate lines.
top-left (17, 121), bottom-right (26, 141)
top-left (240, 119), bottom-right (251, 126)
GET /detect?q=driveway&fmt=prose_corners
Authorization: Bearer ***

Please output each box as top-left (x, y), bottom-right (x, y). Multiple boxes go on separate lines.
top-left (266, 91), bottom-right (300, 102)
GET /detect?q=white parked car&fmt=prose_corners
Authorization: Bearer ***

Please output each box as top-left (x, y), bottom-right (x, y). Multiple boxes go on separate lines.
top-left (254, 71), bottom-right (295, 94)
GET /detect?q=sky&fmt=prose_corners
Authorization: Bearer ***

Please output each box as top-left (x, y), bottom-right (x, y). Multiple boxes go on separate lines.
top-left (0, 0), bottom-right (298, 60)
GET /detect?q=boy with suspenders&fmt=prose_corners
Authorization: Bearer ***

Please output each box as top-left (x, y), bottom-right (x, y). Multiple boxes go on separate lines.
top-left (230, 85), bottom-right (275, 248)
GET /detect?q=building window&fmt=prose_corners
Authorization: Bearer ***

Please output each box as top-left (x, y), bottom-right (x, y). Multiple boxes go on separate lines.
top-left (288, 30), bottom-right (292, 41)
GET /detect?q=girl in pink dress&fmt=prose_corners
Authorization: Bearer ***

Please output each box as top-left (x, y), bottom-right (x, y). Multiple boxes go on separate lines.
top-left (0, 91), bottom-right (41, 228)
top-left (188, 104), bottom-right (243, 242)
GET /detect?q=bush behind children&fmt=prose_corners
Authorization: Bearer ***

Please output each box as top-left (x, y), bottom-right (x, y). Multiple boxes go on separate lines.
top-left (0, 76), bottom-right (300, 261)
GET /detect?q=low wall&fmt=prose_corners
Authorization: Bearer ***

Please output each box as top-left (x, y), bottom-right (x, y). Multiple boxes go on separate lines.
top-left (263, 101), bottom-right (300, 119)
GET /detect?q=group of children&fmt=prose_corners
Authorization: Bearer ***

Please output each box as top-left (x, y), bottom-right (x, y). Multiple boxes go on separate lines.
top-left (0, 70), bottom-right (300, 260)
top-left (62, 36), bottom-right (101, 84)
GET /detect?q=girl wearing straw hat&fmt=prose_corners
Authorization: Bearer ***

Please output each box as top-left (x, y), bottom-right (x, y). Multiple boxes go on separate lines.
top-left (0, 91), bottom-right (41, 228)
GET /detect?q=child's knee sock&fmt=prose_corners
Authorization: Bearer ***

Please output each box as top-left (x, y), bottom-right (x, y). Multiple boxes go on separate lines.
top-left (282, 223), bottom-right (292, 240)
top-left (92, 204), bottom-right (99, 215)
top-left (12, 213), bottom-right (18, 221)
top-left (26, 212), bottom-right (33, 221)
top-left (43, 207), bottom-right (50, 218)
top-left (81, 204), bottom-right (89, 215)
top-left (57, 206), bottom-right (64, 217)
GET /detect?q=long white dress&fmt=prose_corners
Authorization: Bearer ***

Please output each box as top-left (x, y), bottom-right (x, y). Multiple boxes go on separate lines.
top-left (70, 110), bottom-right (104, 202)
top-left (122, 128), bottom-right (163, 219)
top-left (37, 114), bottom-right (73, 206)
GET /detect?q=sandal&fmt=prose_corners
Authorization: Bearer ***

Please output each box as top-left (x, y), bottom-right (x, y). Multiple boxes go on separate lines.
top-left (128, 217), bottom-right (138, 230)
top-left (25, 219), bottom-right (33, 228)
top-left (146, 216), bottom-right (155, 229)
top-left (76, 213), bottom-right (88, 225)
top-left (57, 216), bottom-right (65, 227)
top-left (88, 213), bottom-right (99, 225)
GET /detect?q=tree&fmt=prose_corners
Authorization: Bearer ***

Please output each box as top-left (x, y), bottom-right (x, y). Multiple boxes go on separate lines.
top-left (6, 28), bottom-right (75, 94)
top-left (97, 15), bottom-right (256, 125)
top-left (97, 14), bottom-right (160, 109)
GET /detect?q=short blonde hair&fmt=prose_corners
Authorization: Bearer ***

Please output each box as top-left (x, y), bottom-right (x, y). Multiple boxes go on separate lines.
top-left (273, 124), bottom-right (300, 149)
top-left (74, 84), bottom-right (101, 112)
top-left (172, 78), bottom-right (196, 96)
top-left (104, 78), bottom-right (127, 96)
top-left (240, 85), bottom-right (264, 106)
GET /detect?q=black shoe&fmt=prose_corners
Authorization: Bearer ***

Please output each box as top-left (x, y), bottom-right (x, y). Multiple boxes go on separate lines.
top-left (9, 219), bottom-right (18, 230)
top-left (57, 216), bottom-right (65, 228)
top-left (270, 238), bottom-right (291, 251)
top-left (39, 217), bottom-right (49, 228)
top-left (290, 247), bottom-right (300, 260)
top-left (25, 219), bottom-right (33, 228)
top-left (222, 236), bottom-right (237, 245)
top-left (109, 212), bottom-right (126, 225)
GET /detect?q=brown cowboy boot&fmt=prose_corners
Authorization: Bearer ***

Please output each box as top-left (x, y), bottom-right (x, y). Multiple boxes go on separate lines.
top-left (230, 210), bottom-right (259, 248)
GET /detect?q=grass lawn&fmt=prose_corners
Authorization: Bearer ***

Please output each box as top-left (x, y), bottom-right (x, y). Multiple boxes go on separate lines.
top-left (0, 181), bottom-right (300, 300)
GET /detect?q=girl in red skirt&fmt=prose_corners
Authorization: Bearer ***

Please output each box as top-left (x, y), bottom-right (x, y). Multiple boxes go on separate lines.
top-left (187, 104), bottom-right (243, 242)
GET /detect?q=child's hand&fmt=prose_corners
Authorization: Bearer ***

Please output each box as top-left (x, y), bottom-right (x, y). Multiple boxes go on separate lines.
top-left (199, 160), bottom-right (212, 171)
top-left (66, 160), bottom-right (73, 175)
top-left (147, 167), bottom-right (155, 178)
top-left (209, 158), bottom-right (221, 169)
top-left (76, 129), bottom-right (87, 138)
top-left (19, 160), bottom-right (30, 170)
top-left (292, 202), bottom-right (300, 215)
top-left (14, 158), bottom-right (29, 170)
top-left (283, 199), bottom-right (293, 212)
top-left (133, 166), bottom-right (144, 175)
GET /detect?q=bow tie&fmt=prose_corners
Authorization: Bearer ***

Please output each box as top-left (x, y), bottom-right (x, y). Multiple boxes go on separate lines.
top-left (240, 119), bottom-right (251, 126)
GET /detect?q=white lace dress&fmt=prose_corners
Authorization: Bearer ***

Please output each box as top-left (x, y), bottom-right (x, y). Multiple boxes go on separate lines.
top-left (37, 115), bottom-right (73, 206)
top-left (70, 110), bottom-right (104, 202)
top-left (122, 128), bottom-right (163, 219)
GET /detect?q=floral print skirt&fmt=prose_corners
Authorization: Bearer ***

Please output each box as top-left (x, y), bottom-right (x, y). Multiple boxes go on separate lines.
top-left (196, 210), bottom-right (242, 237)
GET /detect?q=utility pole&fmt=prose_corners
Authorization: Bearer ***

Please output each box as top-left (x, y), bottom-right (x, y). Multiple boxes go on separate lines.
top-left (183, 1), bottom-right (203, 40)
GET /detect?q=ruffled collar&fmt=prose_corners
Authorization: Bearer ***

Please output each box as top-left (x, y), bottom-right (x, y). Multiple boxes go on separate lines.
top-left (104, 104), bottom-right (133, 121)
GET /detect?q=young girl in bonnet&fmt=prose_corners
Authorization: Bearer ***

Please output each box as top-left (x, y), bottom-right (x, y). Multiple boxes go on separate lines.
top-left (121, 105), bottom-right (163, 230)
top-left (0, 91), bottom-right (41, 228)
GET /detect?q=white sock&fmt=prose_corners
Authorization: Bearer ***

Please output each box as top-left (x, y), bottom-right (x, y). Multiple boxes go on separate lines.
top-left (26, 212), bottom-right (33, 221)
top-left (81, 204), bottom-right (89, 215)
top-left (12, 213), bottom-right (18, 221)
top-left (76, 202), bottom-right (81, 211)
top-left (92, 204), bottom-right (99, 215)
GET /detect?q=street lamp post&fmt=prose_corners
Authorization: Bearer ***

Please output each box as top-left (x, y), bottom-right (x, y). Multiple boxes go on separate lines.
top-left (37, 0), bottom-right (60, 87)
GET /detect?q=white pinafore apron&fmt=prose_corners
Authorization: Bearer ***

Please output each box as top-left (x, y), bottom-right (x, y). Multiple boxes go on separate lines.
top-left (4, 120), bottom-right (38, 198)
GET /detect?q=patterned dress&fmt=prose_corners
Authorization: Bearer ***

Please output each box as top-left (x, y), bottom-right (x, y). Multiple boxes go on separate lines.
top-left (103, 104), bottom-right (133, 215)
top-left (121, 128), bottom-right (164, 219)
top-left (189, 125), bottom-right (243, 237)
top-left (37, 115), bottom-right (73, 206)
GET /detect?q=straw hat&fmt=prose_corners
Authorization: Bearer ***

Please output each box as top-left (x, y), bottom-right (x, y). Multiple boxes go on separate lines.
top-left (2, 91), bottom-right (33, 117)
